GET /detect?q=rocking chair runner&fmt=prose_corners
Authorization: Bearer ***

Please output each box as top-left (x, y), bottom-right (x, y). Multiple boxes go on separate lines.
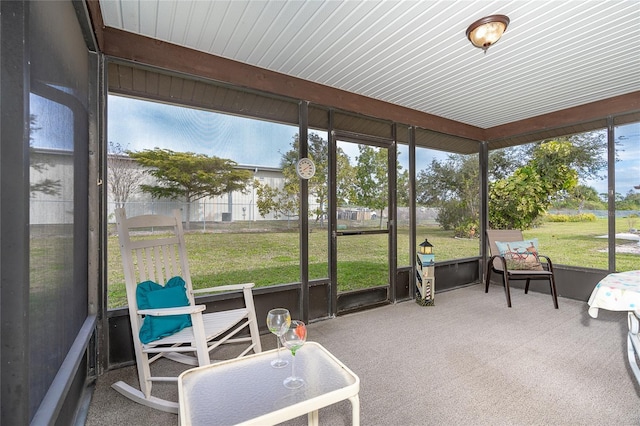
top-left (112, 208), bottom-right (262, 413)
top-left (485, 229), bottom-right (559, 309)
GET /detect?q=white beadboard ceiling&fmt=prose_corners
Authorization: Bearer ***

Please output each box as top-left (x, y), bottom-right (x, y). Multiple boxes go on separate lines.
top-left (98, 0), bottom-right (640, 129)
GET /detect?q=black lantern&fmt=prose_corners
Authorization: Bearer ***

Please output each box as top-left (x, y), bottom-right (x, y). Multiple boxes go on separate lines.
top-left (418, 238), bottom-right (433, 255)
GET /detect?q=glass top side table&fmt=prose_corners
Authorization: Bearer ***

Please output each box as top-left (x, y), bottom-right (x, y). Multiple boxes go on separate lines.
top-left (178, 341), bottom-right (360, 425)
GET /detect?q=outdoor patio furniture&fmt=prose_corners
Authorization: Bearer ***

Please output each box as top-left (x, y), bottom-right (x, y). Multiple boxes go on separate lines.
top-left (588, 270), bottom-right (640, 385)
top-left (112, 208), bottom-right (262, 413)
top-left (485, 229), bottom-right (559, 308)
top-left (178, 342), bottom-right (360, 425)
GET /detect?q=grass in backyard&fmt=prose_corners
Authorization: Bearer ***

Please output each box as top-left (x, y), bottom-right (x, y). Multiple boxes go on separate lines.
top-left (107, 217), bottom-right (638, 309)
top-left (337, 261), bottom-right (389, 291)
top-left (523, 219), bottom-right (638, 271)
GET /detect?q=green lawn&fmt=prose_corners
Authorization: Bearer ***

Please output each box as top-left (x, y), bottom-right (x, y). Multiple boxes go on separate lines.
top-left (522, 219), bottom-right (638, 271)
top-left (107, 218), bottom-right (638, 309)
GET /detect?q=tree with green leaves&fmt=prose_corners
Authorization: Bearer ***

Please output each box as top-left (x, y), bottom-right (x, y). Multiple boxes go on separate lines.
top-left (255, 133), bottom-right (322, 223)
top-left (396, 168), bottom-right (410, 208)
top-left (489, 140), bottom-right (580, 229)
top-left (417, 131), bottom-right (608, 232)
top-left (416, 154), bottom-right (479, 237)
top-left (354, 145), bottom-right (389, 229)
top-left (335, 147), bottom-right (357, 208)
top-left (551, 184), bottom-right (605, 211)
top-left (255, 175), bottom-right (299, 222)
top-left (286, 133), bottom-right (330, 222)
top-left (255, 133), bottom-right (354, 224)
top-left (616, 189), bottom-right (640, 211)
top-left (128, 148), bottom-right (252, 229)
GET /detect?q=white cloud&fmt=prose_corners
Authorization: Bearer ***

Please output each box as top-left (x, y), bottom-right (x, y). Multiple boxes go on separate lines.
top-left (108, 95), bottom-right (297, 167)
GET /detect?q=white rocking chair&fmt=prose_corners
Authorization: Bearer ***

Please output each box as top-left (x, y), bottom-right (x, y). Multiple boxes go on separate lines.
top-left (112, 208), bottom-right (262, 413)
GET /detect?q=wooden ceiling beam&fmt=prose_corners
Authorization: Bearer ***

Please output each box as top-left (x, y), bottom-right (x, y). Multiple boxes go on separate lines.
top-left (99, 27), bottom-right (485, 141)
top-left (484, 92), bottom-right (640, 142)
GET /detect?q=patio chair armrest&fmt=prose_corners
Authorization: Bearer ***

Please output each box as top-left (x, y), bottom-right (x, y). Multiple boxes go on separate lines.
top-left (138, 304), bottom-right (206, 316)
top-left (537, 254), bottom-right (554, 270)
top-left (488, 254), bottom-right (508, 271)
top-left (191, 283), bottom-right (255, 295)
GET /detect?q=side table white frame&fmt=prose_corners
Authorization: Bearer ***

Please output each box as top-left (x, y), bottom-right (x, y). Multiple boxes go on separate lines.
top-left (178, 341), bottom-right (360, 425)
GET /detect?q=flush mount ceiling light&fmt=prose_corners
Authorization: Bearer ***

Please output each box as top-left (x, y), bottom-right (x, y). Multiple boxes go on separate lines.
top-left (466, 14), bottom-right (510, 52)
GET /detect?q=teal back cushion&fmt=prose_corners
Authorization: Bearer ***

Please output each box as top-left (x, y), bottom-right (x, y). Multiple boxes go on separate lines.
top-left (137, 276), bottom-right (192, 344)
top-left (495, 238), bottom-right (543, 271)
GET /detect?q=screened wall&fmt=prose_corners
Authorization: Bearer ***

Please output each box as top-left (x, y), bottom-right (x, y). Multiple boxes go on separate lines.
top-left (1, 2), bottom-right (637, 424)
top-left (1, 1), bottom-right (96, 424)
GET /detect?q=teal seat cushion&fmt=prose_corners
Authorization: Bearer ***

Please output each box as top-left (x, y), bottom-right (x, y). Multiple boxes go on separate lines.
top-left (137, 276), bottom-right (192, 344)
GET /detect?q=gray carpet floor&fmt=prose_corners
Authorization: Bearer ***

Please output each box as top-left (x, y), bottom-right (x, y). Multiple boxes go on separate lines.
top-left (85, 284), bottom-right (640, 425)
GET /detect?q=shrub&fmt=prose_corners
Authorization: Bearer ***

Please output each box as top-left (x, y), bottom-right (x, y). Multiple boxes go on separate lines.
top-left (453, 219), bottom-right (479, 238)
top-left (545, 213), bottom-right (596, 222)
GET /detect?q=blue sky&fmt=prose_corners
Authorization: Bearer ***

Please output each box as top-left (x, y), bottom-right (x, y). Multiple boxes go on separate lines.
top-left (108, 95), bottom-right (297, 168)
top-left (584, 123), bottom-right (640, 197)
top-left (614, 123), bottom-right (640, 196)
top-left (107, 95), bottom-right (639, 197)
top-left (107, 95), bottom-right (447, 170)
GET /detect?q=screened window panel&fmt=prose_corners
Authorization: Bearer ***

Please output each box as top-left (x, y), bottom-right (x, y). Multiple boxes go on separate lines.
top-left (28, 1), bottom-right (89, 419)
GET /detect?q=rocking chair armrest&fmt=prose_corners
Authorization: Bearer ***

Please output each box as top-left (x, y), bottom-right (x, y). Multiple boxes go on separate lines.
top-left (191, 282), bottom-right (255, 295)
top-left (137, 304), bottom-right (206, 317)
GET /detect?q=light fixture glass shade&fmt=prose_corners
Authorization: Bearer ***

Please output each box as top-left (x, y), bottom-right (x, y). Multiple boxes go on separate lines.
top-left (466, 15), bottom-right (510, 51)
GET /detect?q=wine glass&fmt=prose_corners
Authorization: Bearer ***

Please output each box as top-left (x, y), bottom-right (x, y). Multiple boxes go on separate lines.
top-left (280, 320), bottom-right (307, 389)
top-left (266, 308), bottom-right (291, 368)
